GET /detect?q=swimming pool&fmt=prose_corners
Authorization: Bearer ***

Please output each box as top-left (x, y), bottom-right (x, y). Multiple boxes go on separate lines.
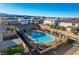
top-left (28, 32), bottom-right (54, 43)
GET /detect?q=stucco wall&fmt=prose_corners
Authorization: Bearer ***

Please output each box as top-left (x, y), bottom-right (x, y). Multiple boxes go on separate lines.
top-left (43, 20), bottom-right (52, 24)
top-left (59, 22), bottom-right (79, 27)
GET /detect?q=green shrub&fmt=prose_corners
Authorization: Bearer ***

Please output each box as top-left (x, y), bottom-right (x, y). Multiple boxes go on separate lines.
top-left (70, 28), bottom-right (76, 33)
top-left (6, 26), bottom-right (16, 32)
top-left (59, 26), bottom-right (65, 31)
top-left (56, 26), bottom-right (60, 29)
top-left (50, 25), bottom-right (65, 31)
top-left (50, 25), bottom-right (57, 29)
top-left (53, 40), bottom-right (62, 44)
top-left (6, 44), bottom-right (24, 55)
top-left (67, 38), bottom-right (76, 44)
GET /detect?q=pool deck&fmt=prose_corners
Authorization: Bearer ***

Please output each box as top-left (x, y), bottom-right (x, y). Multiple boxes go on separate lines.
top-left (39, 39), bottom-right (63, 54)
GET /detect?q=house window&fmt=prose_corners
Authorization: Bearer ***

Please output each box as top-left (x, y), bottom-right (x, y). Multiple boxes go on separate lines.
top-left (52, 21), bottom-right (53, 22)
top-left (72, 23), bottom-right (75, 26)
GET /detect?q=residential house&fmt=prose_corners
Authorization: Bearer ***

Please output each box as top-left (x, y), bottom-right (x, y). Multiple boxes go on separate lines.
top-left (3, 17), bottom-right (20, 26)
top-left (59, 18), bottom-right (79, 32)
top-left (43, 17), bottom-right (61, 25)
top-left (20, 16), bottom-right (44, 24)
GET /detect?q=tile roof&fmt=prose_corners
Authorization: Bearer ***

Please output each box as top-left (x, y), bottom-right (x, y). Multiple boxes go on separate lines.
top-left (60, 18), bottom-right (79, 23)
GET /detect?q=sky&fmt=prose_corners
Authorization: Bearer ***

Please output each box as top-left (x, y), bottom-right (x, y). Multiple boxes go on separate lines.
top-left (0, 3), bottom-right (79, 17)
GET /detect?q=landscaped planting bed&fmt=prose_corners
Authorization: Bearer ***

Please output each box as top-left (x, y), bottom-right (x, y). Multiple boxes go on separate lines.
top-left (5, 44), bottom-right (24, 55)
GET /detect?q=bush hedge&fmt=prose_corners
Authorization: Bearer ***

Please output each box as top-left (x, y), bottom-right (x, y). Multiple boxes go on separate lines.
top-left (6, 44), bottom-right (24, 55)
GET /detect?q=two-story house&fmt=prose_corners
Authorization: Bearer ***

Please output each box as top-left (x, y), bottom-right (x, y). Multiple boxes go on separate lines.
top-left (59, 18), bottom-right (79, 32)
top-left (43, 17), bottom-right (61, 26)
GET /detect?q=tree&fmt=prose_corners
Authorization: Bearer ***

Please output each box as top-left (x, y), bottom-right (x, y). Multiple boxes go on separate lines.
top-left (50, 25), bottom-right (57, 29)
top-left (67, 38), bottom-right (76, 44)
top-left (6, 44), bottom-right (24, 55)
top-left (71, 28), bottom-right (76, 33)
top-left (6, 26), bottom-right (16, 32)
top-left (59, 26), bottom-right (65, 31)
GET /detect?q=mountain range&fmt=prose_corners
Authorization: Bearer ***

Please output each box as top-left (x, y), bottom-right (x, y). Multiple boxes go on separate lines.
top-left (0, 13), bottom-right (27, 17)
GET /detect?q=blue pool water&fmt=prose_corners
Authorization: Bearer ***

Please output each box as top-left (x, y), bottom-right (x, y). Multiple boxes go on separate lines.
top-left (29, 32), bottom-right (53, 43)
